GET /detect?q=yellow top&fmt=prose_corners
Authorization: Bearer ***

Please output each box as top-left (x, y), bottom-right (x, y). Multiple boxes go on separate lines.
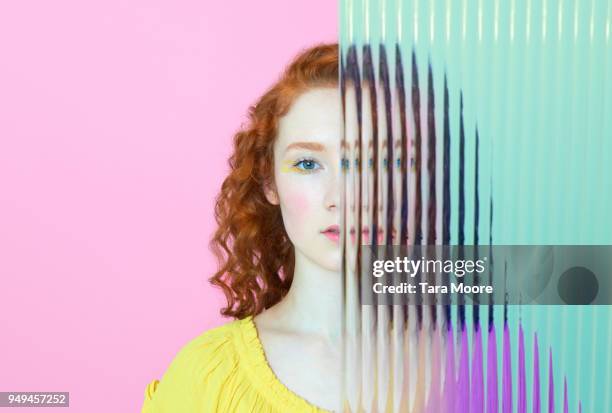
top-left (141, 316), bottom-right (331, 413)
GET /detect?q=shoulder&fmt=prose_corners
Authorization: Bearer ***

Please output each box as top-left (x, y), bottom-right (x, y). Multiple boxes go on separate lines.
top-left (141, 318), bottom-right (248, 413)
top-left (179, 317), bottom-right (243, 360)
top-left (166, 318), bottom-right (242, 377)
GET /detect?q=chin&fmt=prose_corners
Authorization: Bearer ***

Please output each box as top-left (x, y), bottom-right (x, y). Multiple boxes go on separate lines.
top-left (316, 255), bottom-right (342, 273)
top-left (302, 250), bottom-right (341, 273)
top-left (295, 242), bottom-right (342, 272)
top-left (321, 263), bottom-right (342, 273)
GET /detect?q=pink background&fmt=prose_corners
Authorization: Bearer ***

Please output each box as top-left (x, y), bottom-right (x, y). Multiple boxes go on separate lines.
top-left (0, 1), bottom-right (336, 411)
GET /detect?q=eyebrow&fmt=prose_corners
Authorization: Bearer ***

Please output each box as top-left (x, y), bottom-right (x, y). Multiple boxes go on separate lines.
top-left (284, 142), bottom-right (326, 153)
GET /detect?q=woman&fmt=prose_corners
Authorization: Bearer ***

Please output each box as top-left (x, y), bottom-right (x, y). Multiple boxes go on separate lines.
top-left (141, 43), bottom-right (341, 413)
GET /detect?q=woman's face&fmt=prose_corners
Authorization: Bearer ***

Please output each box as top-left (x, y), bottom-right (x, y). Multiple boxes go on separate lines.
top-left (265, 87), bottom-right (341, 272)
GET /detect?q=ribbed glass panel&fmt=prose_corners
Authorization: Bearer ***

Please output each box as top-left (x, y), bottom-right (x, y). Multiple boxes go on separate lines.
top-left (340, 1), bottom-right (612, 412)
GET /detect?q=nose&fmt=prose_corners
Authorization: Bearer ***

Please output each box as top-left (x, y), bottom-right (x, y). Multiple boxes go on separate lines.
top-left (324, 169), bottom-right (340, 211)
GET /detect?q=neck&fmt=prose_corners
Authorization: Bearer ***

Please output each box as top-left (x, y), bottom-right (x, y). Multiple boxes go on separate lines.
top-left (272, 251), bottom-right (342, 344)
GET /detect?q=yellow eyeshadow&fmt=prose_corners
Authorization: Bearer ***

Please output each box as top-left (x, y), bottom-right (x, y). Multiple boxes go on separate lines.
top-left (280, 160), bottom-right (311, 174)
top-left (280, 160), bottom-right (294, 173)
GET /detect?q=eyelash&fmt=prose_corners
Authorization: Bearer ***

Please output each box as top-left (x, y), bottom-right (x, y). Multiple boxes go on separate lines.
top-left (292, 158), bottom-right (322, 173)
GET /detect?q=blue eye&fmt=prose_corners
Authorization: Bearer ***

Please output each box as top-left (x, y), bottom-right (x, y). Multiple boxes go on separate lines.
top-left (294, 158), bottom-right (321, 171)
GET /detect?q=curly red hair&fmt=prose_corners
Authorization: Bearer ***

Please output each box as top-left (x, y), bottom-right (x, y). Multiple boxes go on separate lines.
top-left (209, 43), bottom-right (339, 319)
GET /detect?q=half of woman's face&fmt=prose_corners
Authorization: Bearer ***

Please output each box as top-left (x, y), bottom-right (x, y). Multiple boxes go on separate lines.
top-left (265, 87), bottom-right (341, 273)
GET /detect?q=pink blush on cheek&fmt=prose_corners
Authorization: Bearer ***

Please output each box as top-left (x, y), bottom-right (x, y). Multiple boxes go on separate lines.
top-left (284, 192), bottom-right (311, 214)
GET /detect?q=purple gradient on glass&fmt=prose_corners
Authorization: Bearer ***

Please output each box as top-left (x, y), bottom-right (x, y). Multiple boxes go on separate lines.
top-left (471, 326), bottom-right (484, 413)
top-left (487, 326), bottom-right (499, 413)
top-left (503, 324), bottom-right (513, 413)
top-left (458, 327), bottom-right (470, 411)
top-left (443, 327), bottom-right (456, 412)
top-left (533, 334), bottom-right (541, 413)
top-left (518, 325), bottom-right (526, 413)
top-left (549, 349), bottom-right (555, 413)
top-left (395, 319), bottom-right (584, 412)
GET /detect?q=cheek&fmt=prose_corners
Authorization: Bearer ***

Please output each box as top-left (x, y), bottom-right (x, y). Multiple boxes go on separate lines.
top-left (277, 181), bottom-right (319, 241)
top-left (282, 191), bottom-right (311, 219)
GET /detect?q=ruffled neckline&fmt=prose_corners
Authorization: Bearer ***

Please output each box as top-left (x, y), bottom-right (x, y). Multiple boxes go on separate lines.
top-left (235, 316), bottom-right (331, 413)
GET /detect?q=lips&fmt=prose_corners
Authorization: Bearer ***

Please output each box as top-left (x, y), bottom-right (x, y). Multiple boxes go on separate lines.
top-left (322, 225), bottom-right (340, 243)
